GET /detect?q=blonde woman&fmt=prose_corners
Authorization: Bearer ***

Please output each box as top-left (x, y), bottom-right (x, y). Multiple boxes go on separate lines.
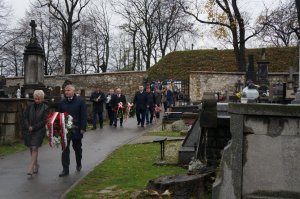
top-left (23, 90), bottom-right (48, 176)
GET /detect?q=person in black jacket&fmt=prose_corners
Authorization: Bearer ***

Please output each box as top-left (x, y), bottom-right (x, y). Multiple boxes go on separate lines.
top-left (133, 85), bottom-right (148, 127)
top-left (145, 87), bottom-right (156, 124)
top-left (23, 90), bottom-right (48, 176)
top-left (90, 86), bottom-right (106, 130)
top-left (105, 88), bottom-right (115, 126)
top-left (58, 84), bottom-right (87, 177)
top-left (111, 88), bottom-right (126, 127)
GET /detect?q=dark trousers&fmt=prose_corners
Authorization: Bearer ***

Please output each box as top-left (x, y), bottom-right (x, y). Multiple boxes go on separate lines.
top-left (163, 101), bottom-right (168, 112)
top-left (113, 111), bottom-right (123, 126)
top-left (155, 104), bottom-right (160, 118)
top-left (61, 138), bottom-right (82, 172)
top-left (136, 108), bottom-right (146, 126)
top-left (107, 108), bottom-right (114, 125)
top-left (92, 111), bottom-right (103, 128)
top-left (146, 106), bottom-right (154, 123)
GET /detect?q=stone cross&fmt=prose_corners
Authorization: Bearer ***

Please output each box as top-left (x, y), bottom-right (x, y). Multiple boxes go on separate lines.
top-left (30, 20), bottom-right (37, 38)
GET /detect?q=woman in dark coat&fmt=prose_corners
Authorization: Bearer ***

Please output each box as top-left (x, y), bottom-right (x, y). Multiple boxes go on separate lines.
top-left (23, 90), bottom-right (48, 176)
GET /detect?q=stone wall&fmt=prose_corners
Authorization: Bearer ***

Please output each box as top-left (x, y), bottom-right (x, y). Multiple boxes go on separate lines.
top-left (189, 71), bottom-right (299, 102)
top-left (189, 71), bottom-right (245, 102)
top-left (213, 103), bottom-right (300, 199)
top-left (0, 99), bottom-right (30, 144)
top-left (6, 71), bottom-right (148, 102)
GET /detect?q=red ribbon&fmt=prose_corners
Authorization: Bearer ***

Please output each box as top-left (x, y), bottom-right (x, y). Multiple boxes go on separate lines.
top-left (47, 112), bottom-right (68, 150)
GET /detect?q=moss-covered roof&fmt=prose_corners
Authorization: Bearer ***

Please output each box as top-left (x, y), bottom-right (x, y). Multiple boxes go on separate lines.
top-left (148, 47), bottom-right (298, 81)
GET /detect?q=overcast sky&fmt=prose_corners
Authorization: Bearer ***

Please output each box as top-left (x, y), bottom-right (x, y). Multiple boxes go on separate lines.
top-left (10, 0), bottom-right (284, 19)
top-left (8, 0), bottom-right (288, 49)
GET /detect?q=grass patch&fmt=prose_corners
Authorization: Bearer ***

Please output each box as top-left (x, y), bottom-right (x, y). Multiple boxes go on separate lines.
top-left (65, 142), bottom-right (186, 199)
top-left (145, 131), bottom-right (183, 137)
top-left (0, 141), bottom-right (27, 156)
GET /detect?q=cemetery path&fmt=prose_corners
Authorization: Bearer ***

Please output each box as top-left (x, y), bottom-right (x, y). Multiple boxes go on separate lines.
top-left (0, 118), bottom-right (147, 199)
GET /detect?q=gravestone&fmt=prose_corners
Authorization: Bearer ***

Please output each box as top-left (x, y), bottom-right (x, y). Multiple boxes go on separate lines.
top-left (198, 93), bottom-right (217, 165)
top-left (178, 93), bottom-right (230, 166)
top-left (257, 48), bottom-right (270, 97)
top-left (246, 55), bottom-right (256, 83)
top-left (22, 20), bottom-right (46, 98)
top-left (285, 66), bottom-right (295, 101)
top-left (0, 76), bottom-right (8, 98)
top-left (80, 89), bottom-right (85, 99)
top-left (50, 86), bottom-right (62, 102)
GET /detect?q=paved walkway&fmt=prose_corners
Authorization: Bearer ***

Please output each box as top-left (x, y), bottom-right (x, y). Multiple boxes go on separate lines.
top-left (0, 118), bottom-right (151, 199)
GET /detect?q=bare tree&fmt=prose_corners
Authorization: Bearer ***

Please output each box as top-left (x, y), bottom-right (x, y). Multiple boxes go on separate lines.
top-left (38, 0), bottom-right (90, 74)
top-left (0, 0), bottom-right (18, 51)
top-left (156, 0), bottom-right (193, 57)
top-left (295, 0), bottom-right (300, 38)
top-left (88, 0), bottom-right (112, 73)
top-left (258, 0), bottom-right (298, 47)
top-left (119, 19), bottom-right (139, 70)
top-left (116, 0), bottom-right (160, 70)
top-left (1, 32), bottom-right (25, 76)
top-left (180, 0), bottom-right (265, 71)
top-left (72, 22), bottom-right (93, 74)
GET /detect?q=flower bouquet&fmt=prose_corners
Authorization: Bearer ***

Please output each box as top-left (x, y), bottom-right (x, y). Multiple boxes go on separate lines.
top-left (115, 102), bottom-right (126, 119)
top-left (125, 102), bottom-right (135, 121)
top-left (46, 112), bottom-right (74, 150)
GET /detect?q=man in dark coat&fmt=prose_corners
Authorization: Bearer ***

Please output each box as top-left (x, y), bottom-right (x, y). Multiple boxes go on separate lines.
top-left (90, 86), bottom-right (106, 129)
top-left (105, 88), bottom-right (115, 126)
top-left (145, 87), bottom-right (156, 124)
top-left (111, 88), bottom-right (126, 127)
top-left (133, 85), bottom-right (148, 127)
top-left (58, 84), bottom-right (87, 177)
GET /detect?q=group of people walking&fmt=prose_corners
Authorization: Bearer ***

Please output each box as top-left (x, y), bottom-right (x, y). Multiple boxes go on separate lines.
top-left (90, 87), bottom-right (127, 129)
top-left (22, 82), bottom-right (178, 178)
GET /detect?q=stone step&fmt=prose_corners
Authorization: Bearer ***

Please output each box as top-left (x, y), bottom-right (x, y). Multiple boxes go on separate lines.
top-left (244, 194), bottom-right (297, 199)
top-left (179, 146), bottom-right (195, 152)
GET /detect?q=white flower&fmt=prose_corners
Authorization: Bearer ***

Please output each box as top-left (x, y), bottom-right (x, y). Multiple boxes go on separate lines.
top-left (66, 115), bottom-right (73, 129)
top-left (66, 121), bottom-right (73, 129)
top-left (67, 115), bottom-right (73, 122)
top-left (53, 137), bottom-right (61, 148)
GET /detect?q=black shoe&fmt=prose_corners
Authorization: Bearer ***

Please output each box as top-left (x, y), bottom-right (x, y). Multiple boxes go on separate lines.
top-left (141, 125), bottom-right (144, 128)
top-left (113, 124), bottom-right (117, 128)
top-left (91, 127), bottom-right (96, 130)
top-left (59, 171), bottom-right (69, 177)
top-left (100, 125), bottom-right (103, 129)
top-left (120, 124), bottom-right (123, 127)
top-left (137, 121), bottom-right (140, 125)
top-left (76, 165), bottom-right (82, 172)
